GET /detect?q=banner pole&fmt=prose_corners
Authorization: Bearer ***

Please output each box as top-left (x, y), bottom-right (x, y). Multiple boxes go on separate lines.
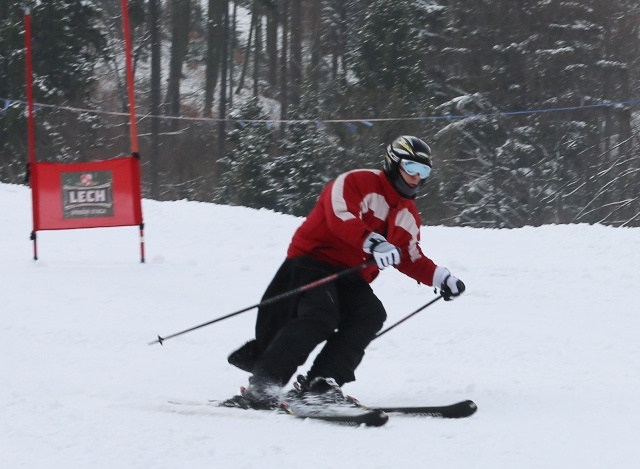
top-left (120, 0), bottom-right (145, 262)
top-left (120, 0), bottom-right (139, 155)
top-left (25, 8), bottom-right (38, 260)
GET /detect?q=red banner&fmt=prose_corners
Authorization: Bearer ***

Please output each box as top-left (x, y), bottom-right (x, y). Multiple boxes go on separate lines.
top-left (31, 157), bottom-right (143, 231)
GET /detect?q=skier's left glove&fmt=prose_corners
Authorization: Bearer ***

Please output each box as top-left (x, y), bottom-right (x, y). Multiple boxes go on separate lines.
top-left (433, 266), bottom-right (465, 301)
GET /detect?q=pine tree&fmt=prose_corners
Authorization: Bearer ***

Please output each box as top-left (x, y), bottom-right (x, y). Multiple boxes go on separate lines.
top-left (432, 0), bottom-right (637, 227)
top-left (338, 0), bottom-right (449, 186)
top-left (351, 0), bottom-right (445, 95)
top-left (214, 97), bottom-right (277, 210)
top-left (0, 0), bottom-right (105, 182)
top-left (276, 91), bottom-right (345, 216)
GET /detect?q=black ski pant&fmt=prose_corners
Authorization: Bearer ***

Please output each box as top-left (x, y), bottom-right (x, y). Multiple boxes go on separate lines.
top-left (251, 256), bottom-right (387, 387)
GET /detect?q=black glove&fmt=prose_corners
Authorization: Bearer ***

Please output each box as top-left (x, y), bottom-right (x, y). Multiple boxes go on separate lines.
top-left (433, 266), bottom-right (465, 301)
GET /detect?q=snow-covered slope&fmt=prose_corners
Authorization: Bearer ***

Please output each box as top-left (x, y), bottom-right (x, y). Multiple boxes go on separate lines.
top-left (1, 182), bottom-right (639, 468)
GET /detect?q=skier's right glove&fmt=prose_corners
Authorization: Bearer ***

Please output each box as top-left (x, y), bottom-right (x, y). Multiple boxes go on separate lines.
top-left (363, 233), bottom-right (401, 270)
top-left (433, 266), bottom-right (466, 301)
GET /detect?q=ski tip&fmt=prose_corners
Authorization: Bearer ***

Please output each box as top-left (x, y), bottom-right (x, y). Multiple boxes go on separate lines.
top-left (281, 403), bottom-right (389, 427)
top-left (459, 399), bottom-right (478, 417)
top-left (367, 409), bottom-right (389, 427)
top-left (337, 409), bottom-right (389, 427)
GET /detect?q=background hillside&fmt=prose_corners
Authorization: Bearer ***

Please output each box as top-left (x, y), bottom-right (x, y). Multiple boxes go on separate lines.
top-left (1, 0), bottom-right (640, 227)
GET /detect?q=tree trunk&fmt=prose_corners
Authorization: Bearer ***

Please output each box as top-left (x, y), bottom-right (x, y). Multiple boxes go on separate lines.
top-left (266, 4), bottom-right (278, 92)
top-left (236, 1), bottom-right (257, 95)
top-left (229, 1), bottom-right (237, 108)
top-left (253, 2), bottom-right (263, 97)
top-left (309, 0), bottom-right (322, 92)
top-left (165, 0), bottom-right (191, 198)
top-left (204, 0), bottom-right (223, 117)
top-left (149, 0), bottom-right (162, 199)
top-left (218, 0), bottom-right (229, 163)
top-left (165, 0), bottom-right (191, 126)
top-left (289, 0), bottom-right (302, 108)
top-left (279, 0), bottom-right (289, 138)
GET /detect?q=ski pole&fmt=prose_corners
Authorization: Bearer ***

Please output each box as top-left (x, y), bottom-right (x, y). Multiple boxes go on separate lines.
top-left (374, 294), bottom-right (443, 340)
top-left (149, 259), bottom-right (376, 346)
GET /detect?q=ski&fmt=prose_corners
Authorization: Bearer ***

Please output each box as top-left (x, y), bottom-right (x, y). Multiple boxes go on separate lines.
top-left (169, 396), bottom-right (387, 427)
top-left (168, 397), bottom-right (476, 423)
top-left (219, 394), bottom-right (388, 427)
top-left (279, 402), bottom-right (388, 427)
top-left (354, 399), bottom-right (478, 419)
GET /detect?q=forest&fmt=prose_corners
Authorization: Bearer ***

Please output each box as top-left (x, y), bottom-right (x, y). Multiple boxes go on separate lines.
top-left (1, 0), bottom-right (639, 227)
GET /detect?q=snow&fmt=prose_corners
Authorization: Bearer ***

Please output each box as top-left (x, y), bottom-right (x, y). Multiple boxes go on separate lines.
top-left (1, 182), bottom-right (639, 468)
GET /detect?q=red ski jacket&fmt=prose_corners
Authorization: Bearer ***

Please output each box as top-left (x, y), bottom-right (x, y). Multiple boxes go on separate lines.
top-left (287, 169), bottom-right (438, 285)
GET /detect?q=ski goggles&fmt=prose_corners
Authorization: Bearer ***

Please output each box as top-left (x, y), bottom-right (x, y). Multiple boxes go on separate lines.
top-left (400, 159), bottom-right (431, 179)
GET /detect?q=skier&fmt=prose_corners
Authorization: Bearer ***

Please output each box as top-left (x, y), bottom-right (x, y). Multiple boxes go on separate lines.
top-left (227, 135), bottom-right (465, 409)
